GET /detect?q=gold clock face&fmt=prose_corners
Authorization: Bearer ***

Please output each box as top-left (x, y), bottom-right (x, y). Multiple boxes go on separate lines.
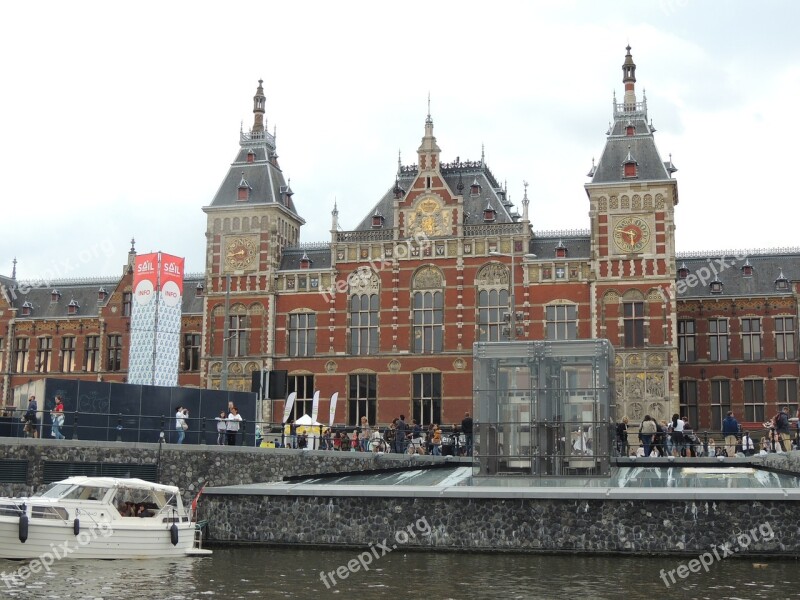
top-left (612, 216), bottom-right (651, 253)
top-left (225, 236), bottom-right (257, 270)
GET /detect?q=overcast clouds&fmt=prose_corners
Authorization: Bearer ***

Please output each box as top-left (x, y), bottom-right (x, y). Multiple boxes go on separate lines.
top-left (2, 1), bottom-right (798, 280)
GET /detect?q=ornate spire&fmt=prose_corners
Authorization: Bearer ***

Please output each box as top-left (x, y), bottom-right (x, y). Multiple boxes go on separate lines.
top-left (417, 98), bottom-right (441, 173)
top-left (622, 45), bottom-right (637, 109)
top-left (11, 257), bottom-right (17, 280)
top-left (522, 181), bottom-right (530, 222)
top-left (252, 79), bottom-right (266, 133)
top-left (331, 199), bottom-right (339, 231)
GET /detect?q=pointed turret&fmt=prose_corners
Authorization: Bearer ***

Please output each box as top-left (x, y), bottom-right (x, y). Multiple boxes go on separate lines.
top-left (417, 96), bottom-right (441, 173)
top-left (252, 79), bottom-right (266, 134)
top-left (622, 45), bottom-right (637, 110)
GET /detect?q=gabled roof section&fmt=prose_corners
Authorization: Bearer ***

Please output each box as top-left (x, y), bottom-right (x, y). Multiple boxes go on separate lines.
top-left (589, 47), bottom-right (674, 185)
top-left (351, 160), bottom-right (516, 231)
top-left (8, 276), bottom-right (123, 319)
top-left (530, 230), bottom-right (591, 259)
top-left (205, 81), bottom-right (302, 221)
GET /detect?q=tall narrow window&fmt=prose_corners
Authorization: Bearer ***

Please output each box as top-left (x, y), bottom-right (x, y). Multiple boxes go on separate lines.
top-left (412, 372), bottom-right (442, 426)
top-left (349, 295), bottom-right (378, 354)
top-left (679, 380), bottom-right (698, 428)
top-left (777, 378), bottom-right (798, 416)
top-left (183, 334), bottom-right (201, 371)
top-left (477, 289), bottom-right (508, 342)
top-left (743, 379), bottom-right (765, 422)
top-left (60, 337), bottom-right (77, 373)
top-left (413, 291), bottom-right (443, 353)
top-left (13, 337), bottom-right (29, 373)
top-left (107, 334), bottom-right (122, 371)
top-left (741, 318), bottom-right (761, 361)
top-left (708, 319), bottom-right (729, 361)
top-left (228, 315), bottom-right (247, 357)
top-left (36, 337), bottom-right (53, 373)
top-left (623, 301), bottom-right (644, 348)
top-left (709, 379), bottom-right (730, 429)
top-left (348, 373), bottom-right (376, 426)
top-left (84, 335), bottom-right (100, 372)
top-left (775, 317), bottom-right (795, 360)
top-left (546, 304), bottom-right (578, 340)
top-left (678, 320), bottom-right (696, 362)
top-left (288, 313), bottom-right (317, 357)
top-left (122, 292), bottom-right (132, 317)
top-left (287, 374), bottom-right (314, 421)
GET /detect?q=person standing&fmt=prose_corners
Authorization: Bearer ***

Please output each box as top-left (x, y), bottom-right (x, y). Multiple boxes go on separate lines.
top-left (721, 411), bottom-right (740, 457)
top-left (395, 414), bottom-right (408, 454)
top-left (23, 395), bottom-right (39, 438)
top-left (227, 406), bottom-right (242, 446)
top-left (175, 406), bottom-right (186, 444)
top-left (640, 415), bottom-right (657, 457)
top-left (615, 416), bottom-right (629, 456)
top-left (215, 410), bottom-right (227, 445)
top-left (50, 395), bottom-right (65, 440)
top-left (462, 412), bottom-right (474, 457)
top-left (359, 415), bottom-right (371, 452)
top-left (670, 414), bottom-right (685, 457)
top-left (775, 406), bottom-right (791, 452)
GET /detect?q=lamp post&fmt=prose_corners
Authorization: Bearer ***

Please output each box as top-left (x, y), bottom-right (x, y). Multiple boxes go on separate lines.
top-left (221, 274), bottom-right (231, 391)
top-left (489, 250), bottom-right (537, 340)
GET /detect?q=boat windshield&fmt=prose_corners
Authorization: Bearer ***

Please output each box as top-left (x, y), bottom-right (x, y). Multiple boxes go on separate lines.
top-left (34, 483), bottom-right (76, 499)
top-left (112, 487), bottom-right (176, 517)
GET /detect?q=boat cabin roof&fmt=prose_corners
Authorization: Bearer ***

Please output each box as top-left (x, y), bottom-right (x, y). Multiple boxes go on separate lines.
top-left (51, 477), bottom-right (180, 495)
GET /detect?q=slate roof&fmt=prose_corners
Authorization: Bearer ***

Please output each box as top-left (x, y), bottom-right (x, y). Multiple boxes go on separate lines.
top-left (590, 114), bottom-right (673, 184)
top-left (6, 274), bottom-right (206, 318)
top-left (351, 163), bottom-right (517, 232)
top-left (530, 232), bottom-right (591, 259)
top-left (279, 245), bottom-right (333, 271)
top-left (675, 252), bottom-right (800, 299)
top-left (206, 137), bottom-right (301, 219)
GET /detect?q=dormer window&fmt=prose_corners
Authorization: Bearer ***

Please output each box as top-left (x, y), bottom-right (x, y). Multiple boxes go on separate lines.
top-left (98, 287), bottom-right (108, 302)
top-left (677, 262), bottom-right (689, 279)
top-left (67, 299), bottom-right (79, 315)
top-left (237, 172), bottom-right (251, 202)
top-left (393, 179), bottom-right (405, 199)
top-left (710, 278), bottom-right (723, 294)
top-left (371, 211), bottom-right (385, 229)
top-left (50, 289), bottom-right (61, 303)
top-left (299, 253), bottom-right (312, 269)
top-left (741, 260), bottom-right (753, 278)
top-left (246, 149), bottom-right (255, 164)
top-left (470, 177), bottom-right (481, 198)
top-left (622, 146), bottom-right (638, 178)
top-left (483, 201), bottom-right (496, 223)
top-left (195, 282), bottom-right (204, 297)
top-left (625, 121), bottom-right (635, 136)
top-left (775, 269), bottom-right (789, 291)
top-left (21, 301), bottom-right (33, 316)
top-left (555, 240), bottom-right (567, 258)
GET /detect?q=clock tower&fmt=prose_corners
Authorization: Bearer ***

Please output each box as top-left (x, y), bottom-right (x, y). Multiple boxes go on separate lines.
top-left (585, 46), bottom-right (680, 424)
top-left (201, 80), bottom-right (305, 396)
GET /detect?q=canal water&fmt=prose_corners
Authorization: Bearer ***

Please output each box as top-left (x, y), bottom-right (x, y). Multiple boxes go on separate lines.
top-left (0, 547), bottom-right (797, 599)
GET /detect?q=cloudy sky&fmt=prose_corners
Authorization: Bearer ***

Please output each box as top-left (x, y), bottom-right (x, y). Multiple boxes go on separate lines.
top-left (2, 0), bottom-right (798, 281)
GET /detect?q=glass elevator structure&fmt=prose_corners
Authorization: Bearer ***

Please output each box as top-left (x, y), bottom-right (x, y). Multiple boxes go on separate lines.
top-left (473, 340), bottom-right (615, 478)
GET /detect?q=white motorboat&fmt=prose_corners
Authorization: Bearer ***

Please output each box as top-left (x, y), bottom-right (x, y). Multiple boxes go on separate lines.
top-left (0, 476), bottom-right (211, 559)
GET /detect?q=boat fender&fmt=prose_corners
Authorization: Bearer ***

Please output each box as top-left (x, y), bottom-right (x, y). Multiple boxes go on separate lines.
top-left (73, 517), bottom-right (80, 536)
top-left (170, 523), bottom-right (179, 546)
top-left (19, 514), bottom-right (28, 543)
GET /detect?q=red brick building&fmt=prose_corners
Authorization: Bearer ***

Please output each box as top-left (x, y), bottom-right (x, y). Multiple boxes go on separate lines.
top-left (2, 48), bottom-right (798, 431)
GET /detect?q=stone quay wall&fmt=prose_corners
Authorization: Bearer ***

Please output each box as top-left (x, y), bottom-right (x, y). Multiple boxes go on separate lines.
top-left (202, 493), bottom-right (795, 557)
top-left (0, 438), bottom-right (450, 502)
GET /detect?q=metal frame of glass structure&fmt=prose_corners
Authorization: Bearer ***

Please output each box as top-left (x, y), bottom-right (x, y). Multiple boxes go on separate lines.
top-left (473, 340), bottom-right (615, 478)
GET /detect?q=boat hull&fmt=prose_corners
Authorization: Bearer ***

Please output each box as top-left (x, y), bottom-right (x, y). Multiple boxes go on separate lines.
top-left (0, 517), bottom-right (198, 559)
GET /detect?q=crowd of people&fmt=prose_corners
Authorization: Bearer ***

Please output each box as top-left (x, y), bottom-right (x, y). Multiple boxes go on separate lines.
top-left (617, 406), bottom-right (799, 458)
top-left (278, 412), bottom-right (474, 456)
